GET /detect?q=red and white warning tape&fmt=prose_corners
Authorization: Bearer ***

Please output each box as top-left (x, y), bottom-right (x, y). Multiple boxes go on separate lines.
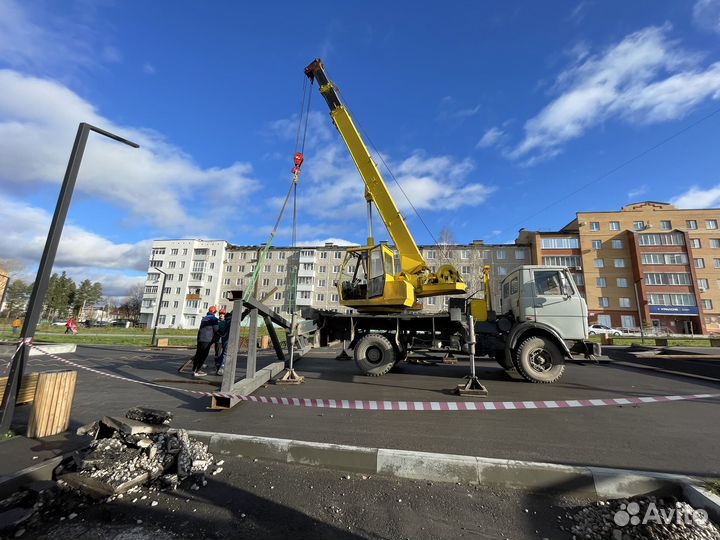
top-left (27, 344), bottom-right (720, 412)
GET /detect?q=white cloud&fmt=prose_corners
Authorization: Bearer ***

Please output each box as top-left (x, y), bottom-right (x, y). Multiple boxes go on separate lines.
top-left (296, 238), bottom-right (360, 247)
top-left (0, 194), bottom-right (152, 271)
top-left (693, 0), bottom-right (720, 33)
top-left (627, 185), bottom-right (648, 199)
top-left (0, 69), bottom-right (260, 232)
top-left (143, 62), bottom-right (156, 75)
top-left (508, 25), bottom-right (720, 162)
top-left (477, 127), bottom-right (504, 149)
top-left (671, 184), bottom-right (720, 208)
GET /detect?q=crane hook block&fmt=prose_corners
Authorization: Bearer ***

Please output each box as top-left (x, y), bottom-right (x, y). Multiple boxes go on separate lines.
top-left (293, 152), bottom-right (304, 167)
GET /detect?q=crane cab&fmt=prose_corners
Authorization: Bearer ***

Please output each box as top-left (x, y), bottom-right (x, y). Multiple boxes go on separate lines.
top-left (338, 244), bottom-right (418, 312)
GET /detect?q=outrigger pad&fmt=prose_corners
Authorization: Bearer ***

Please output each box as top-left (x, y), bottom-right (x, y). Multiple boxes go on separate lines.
top-left (274, 368), bottom-right (305, 385)
top-left (455, 376), bottom-right (488, 397)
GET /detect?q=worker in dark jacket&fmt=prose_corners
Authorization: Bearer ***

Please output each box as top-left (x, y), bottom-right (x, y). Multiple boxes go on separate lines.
top-left (191, 306), bottom-right (219, 377)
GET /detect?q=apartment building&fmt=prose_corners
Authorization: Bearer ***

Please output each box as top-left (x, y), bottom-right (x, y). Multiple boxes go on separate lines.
top-left (139, 239), bottom-right (531, 329)
top-left (518, 201), bottom-right (720, 335)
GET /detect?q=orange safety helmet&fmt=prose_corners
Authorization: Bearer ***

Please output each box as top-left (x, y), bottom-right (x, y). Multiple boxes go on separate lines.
top-left (219, 309), bottom-right (226, 314)
top-left (208, 306), bottom-right (217, 313)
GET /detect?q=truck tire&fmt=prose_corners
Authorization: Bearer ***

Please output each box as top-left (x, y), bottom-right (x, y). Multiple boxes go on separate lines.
top-left (354, 334), bottom-right (397, 377)
top-left (513, 336), bottom-right (565, 384)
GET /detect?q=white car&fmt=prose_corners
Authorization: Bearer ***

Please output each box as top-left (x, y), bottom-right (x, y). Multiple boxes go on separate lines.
top-left (588, 324), bottom-right (621, 336)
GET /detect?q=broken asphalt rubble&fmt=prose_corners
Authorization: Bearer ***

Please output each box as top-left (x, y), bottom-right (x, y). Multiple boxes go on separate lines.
top-left (0, 407), bottom-right (217, 537)
top-left (61, 406), bottom-right (214, 498)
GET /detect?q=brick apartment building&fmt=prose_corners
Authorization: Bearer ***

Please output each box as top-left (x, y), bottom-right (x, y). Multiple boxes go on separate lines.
top-left (518, 201), bottom-right (720, 335)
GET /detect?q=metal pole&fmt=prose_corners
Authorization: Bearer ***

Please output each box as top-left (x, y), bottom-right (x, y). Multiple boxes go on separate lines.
top-left (150, 267), bottom-right (168, 346)
top-left (634, 279), bottom-right (645, 344)
top-left (0, 123), bottom-right (137, 434)
top-left (0, 273), bottom-right (9, 315)
top-left (468, 313), bottom-right (476, 378)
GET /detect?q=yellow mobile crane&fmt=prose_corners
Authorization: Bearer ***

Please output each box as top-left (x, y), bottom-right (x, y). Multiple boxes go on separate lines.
top-left (304, 59), bottom-right (466, 313)
top-left (302, 59), bottom-right (598, 383)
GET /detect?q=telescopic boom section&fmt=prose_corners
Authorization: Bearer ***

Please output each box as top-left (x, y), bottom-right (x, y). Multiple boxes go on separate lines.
top-left (304, 59), bottom-right (426, 276)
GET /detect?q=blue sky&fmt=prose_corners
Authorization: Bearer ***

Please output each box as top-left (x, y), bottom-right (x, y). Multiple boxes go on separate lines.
top-left (2, 0), bottom-right (720, 294)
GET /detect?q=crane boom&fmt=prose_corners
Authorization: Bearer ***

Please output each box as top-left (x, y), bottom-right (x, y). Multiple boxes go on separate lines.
top-left (305, 58), bottom-right (465, 312)
top-left (304, 59), bottom-right (426, 276)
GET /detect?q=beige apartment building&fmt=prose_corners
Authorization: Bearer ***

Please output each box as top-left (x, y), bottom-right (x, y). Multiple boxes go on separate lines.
top-left (518, 201), bottom-right (720, 335)
top-left (139, 239), bottom-right (531, 329)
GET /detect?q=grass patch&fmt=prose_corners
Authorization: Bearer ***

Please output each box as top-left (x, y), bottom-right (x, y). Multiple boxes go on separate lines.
top-left (0, 430), bottom-right (16, 442)
top-left (704, 480), bottom-right (720, 497)
top-left (587, 336), bottom-right (711, 347)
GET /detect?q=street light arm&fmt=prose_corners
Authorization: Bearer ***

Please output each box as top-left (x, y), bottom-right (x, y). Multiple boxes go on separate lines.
top-left (85, 123), bottom-right (139, 148)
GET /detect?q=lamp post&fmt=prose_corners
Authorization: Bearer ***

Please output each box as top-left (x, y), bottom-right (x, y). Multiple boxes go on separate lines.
top-left (150, 265), bottom-right (168, 347)
top-left (634, 277), bottom-right (645, 344)
top-left (0, 123), bottom-right (138, 434)
top-left (0, 272), bottom-right (9, 316)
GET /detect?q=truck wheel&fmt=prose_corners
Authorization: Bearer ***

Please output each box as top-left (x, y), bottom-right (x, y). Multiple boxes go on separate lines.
top-left (514, 336), bottom-right (565, 384)
top-left (354, 334), bottom-right (397, 377)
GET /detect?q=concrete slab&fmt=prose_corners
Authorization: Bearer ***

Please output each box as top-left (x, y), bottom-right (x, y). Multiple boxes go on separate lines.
top-left (376, 448), bottom-right (479, 484)
top-left (288, 441), bottom-right (377, 474)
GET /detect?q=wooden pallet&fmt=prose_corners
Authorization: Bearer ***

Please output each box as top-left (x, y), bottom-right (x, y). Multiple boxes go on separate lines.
top-left (0, 372), bottom-right (40, 405)
top-left (27, 370), bottom-right (77, 438)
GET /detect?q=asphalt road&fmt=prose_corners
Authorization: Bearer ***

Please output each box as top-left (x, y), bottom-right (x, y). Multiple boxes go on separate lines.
top-left (13, 455), bottom-right (590, 540)
top-left (10, 344), bottom-right (720, 476)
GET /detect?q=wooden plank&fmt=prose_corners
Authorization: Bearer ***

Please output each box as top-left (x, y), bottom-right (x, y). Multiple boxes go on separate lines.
top-left (0, 373), bottom-right (39, 405)
top-left (28, 371), bottom-right (77, 438)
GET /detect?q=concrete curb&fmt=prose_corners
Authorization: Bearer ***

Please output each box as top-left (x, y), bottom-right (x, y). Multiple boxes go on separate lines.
top-left (0, 343), bottom-right (77, 357)
top-left (188, 431), bottom-right (714, 502)
top-left (0, 456), bottom-right (63, 498)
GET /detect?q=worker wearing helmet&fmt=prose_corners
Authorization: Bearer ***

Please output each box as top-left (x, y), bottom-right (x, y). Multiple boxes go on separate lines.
top-left (213, 309), bottom-right (227, 365)
top-left (191, 307), bottom-right (219, 377)
top-left (215, 310), bottom-right (232, 375)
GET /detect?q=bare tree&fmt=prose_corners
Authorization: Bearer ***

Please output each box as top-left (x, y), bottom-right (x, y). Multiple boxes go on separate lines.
top-left (438, 227), bottom-right (455, 262)
top-left (120, 284), bottom-right (144, 321)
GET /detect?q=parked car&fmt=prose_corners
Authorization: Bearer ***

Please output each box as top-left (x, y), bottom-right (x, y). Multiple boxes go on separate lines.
top-left (588, 324), bottom-right (622, 336)
top-left (51, 320), bottom-right (67, 327)
top-left (111, 319), bottom-right (131, 328)
top-left (92, 321), bottom-right (110, 327)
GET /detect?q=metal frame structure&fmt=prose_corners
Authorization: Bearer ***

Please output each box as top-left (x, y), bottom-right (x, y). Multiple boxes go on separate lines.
top-left (0, 123), bottom-right (138, 434)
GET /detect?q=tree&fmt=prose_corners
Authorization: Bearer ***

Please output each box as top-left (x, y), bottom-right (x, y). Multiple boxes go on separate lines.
top-left (438, 226), bottom-right (455, 262)
top-left (3, 280), bottom-right (32, 318)
top-left (73, 279), bottom-right (102, 317)
top-left (44, 272), bottom-right (76, 320)
top-left (120, 284), bottom-right (144, 321)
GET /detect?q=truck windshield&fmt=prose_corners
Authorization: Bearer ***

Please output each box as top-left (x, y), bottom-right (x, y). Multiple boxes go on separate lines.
top-left (534, 270), bottom-right (563, 295)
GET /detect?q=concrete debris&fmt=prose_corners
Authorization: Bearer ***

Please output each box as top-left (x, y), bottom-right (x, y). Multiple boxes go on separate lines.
top-left (125, 406), bottom-right (173, 426)
top-left (567, 496), bottom-right (720, 540)
top-left (61, 413), bottom-right (213, 498)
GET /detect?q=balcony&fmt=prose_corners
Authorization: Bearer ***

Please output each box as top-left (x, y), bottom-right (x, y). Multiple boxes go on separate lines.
top-left (296, 296), bottom-right (312, 306)
top-left (299, 252), bottom-right (316, 264)
top-left (296, 282), bottom-right (314, 292)
top-left (298, 266), bottom-right (315, 277)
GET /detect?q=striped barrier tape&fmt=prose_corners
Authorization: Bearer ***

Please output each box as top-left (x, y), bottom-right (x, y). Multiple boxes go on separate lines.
top-left (28, 344), bottom-right (720, 412)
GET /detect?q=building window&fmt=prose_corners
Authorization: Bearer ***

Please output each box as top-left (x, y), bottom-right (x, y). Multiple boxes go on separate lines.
top-left (223, 278), bottom-right (230, 285)
top-left (274, 292), bottom-right (282, 301)
top-left (276, 278), bottom-right (285, 286)
top-left (619, 297), bottom-right (631, 308)
top-left (715, 259), bottom-right (720, 269)
top-left (691, 238), bottom-right (701, 249)
top-left (596, 277), bottom-right (607, 288)
top-left (262, 278), bottom-right (270, 287)
top-left (572, 273), bottom-right (584, 286)
top-left (211, 250), bottom-right (216, 256)
top-left (317, 279), bottom-right (326, 287)
top-left (461, 266), bottom-right (471, 274)
top-left (648, 294), bottom-right (696, 306)
top-left (599, 297), bottom-right (609, 308)
top-left (703, 299), bottom-right (713, 310)
top-left (150, 260), bottom-right (163, 268)
top-left (427, 297), bottom-right (436, 305)
top-left (707, 220), bottom-right (718, 230)
top-left (614, 259), bottom-right (625, 268)
top-left (597, 314), bottom-right (612, 326)
top-left (236, 278), bottom-right (242, 286)
top-left (639, 233), bottom-right (685, 246)
top-left (542, 256), bottom-right (582, 267)
top-left (264, 265), bottom-right (271, 272)
top-left (660, 220), bottom-right (672, 230)
top-left (228, 253), bottom-right (234, 260)
top-left (515, 249), bottom-right (526, 259)
top-left (698, 279), bottom-right (709, 290)
top-left (496, 266), bottom-right (507, 276)
top-left (589, 222), bottom-right (600, 231)
top-left (611, 239), bottom-right (623, 249)
top-left (641, 253), bottom-right (688, 265)
top-left (152, 248), bottom-right (166, 256)
top-left (594, 259), bottom-right (604, 268)
top-left (173, 301), bottom-right (179, 308)
top-left (687, 220), bottom-right (698, 230)
top-left (333, 265), bottom-right (340, 273)
top-left (178, 274), bottom-right (184, 281)
top-left (226, 265), bottom-right (232, 272)
top-left (266, 252), bottom-right (272, 260)
top-left (175, 288), bottom-right (181, 294)
top-left (695, 258), bottom-right (705, 269)
top-left (331, 294), bottom-right (339, 302)
top-left (316, 293), bottom-right (324, 302)
top-left (168, 261), bottom-right (176, 269)
top-left (592, 240), bottom-right (602, 250)
top-left (318, 265), bottom-right (326, 273)
top-left (644, 273), bottom-right (692, 286)
top-left (496, 250), bottom-right (506, 260)
top-left (609, 221), bottom-right (620, 231)
top-left (541, 238), bottom-right (579, 249)
top-left (334, 252), bottom-right (342, 259)
top-left (710, 239), bottom-right (720, 248)
top-left (171, 248), bottom-right (178, 255)
top-left (460, 250), bottom-right (470, 260)
top-left (634, 221), bottom-right (645, 231)
top-left (617, 278), bottom-right (628, 288)
top-left (620, 315), bottom-right (635, 328)
top-left (277, 265), bottom-right (285, 272)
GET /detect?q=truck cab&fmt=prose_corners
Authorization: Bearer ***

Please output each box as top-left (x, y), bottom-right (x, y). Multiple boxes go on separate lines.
top-left (500, 265), bottom-right (588, 341)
